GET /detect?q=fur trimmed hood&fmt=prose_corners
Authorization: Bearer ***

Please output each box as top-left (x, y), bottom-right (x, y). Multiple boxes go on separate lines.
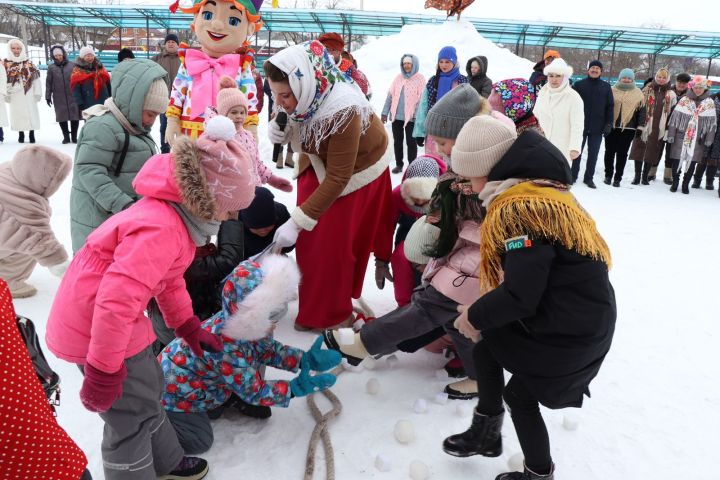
top-left (172, 137), bottom-right (217, 220)
top-left (220, 255), bottom-right (301, 341)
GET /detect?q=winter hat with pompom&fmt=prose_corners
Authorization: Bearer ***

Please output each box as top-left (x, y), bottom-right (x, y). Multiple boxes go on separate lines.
top-left (403, 216), bottom-right (441, 265)
top-left (216, 75), bottom-right (248, 116)
top-left (400, 155), bottom-right (446, 212)
top-left (451, 115), bottom-right (517, 178)
top-left (195, 115), bottom-right (257, 213)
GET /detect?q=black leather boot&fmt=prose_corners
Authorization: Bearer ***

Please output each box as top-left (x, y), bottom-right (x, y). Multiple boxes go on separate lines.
top-left (442, 408), bottom-right (504, 458)
top-left (669, 170), bottom-right (680, 192)
top-left (641, 162), bottom-right (651, 185)
top-left (706, 166), bottom-right (717, 190)
top-left (60, 122), bottom-right (70, 144)
top-left (603, 176), bottom-right (611, 185)
top-left (29, 130), bottom-right (35, 144)
top-left (631, 173), bottom-right (641, 185)
top-left (71, 120), bottom-right (79, 143)
top-left (18, 131), bottom-right (24, 143)
top-left (681, 171), bottom-right (692, 194)
top-left (495, 464), bottom-right (555, 480)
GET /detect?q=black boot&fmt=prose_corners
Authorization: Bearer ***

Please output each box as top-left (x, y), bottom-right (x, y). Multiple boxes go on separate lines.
top-left (0, 127), bottom-right (4, 142)
top-left (640, 162), bottom-right (651, 185)
top-left (603, 176), bottom-right (611, 185)
top-left (442, 408), bottom-right (504, 458)
top-left (28, 130), bottom-right (35, 144)
top-left (159, 456), bottom-right (208, 480)
top-left (669, 170), bottom-right (680, 192)
top-left (631, 173), bottom-right (640, 185)
top-left (681, 171), bottom-right (692, 194)
top-left (60, 122), bottom-right (71, 144)
top-left (235, 397), bottom-right (272, 419)
top-left (392, 164), bottom-right (403, 174)
top-left (706, 166), bottom-right (717, 190)
top-left (18, 131), bottom-right (24, 143)
top-left (71, 120), bottom-right (79, 143)
top-left (495, 464), bottom-right (555, 480)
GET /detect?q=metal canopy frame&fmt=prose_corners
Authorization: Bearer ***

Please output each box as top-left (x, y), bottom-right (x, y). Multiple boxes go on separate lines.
top-left (3, 0), bottom-right (720, 59)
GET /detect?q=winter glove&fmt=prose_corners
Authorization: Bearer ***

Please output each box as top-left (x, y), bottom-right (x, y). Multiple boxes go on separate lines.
top-left (381, 114), bottom-right (388, 123)
top-left (453, 305), bottom-right (482, 343)
top-left (304, 335), bottom-right (342, 372)
top-left (415, 137), bottom-right (425, 147)
top-left (46, 99), bottom-right (52, 107)
top-left (175, 316), bottom-right (224, 357)
top-left (48, 260), bottom-right (70, 278)
top-left (374, 259), bottom-right (393, 289)
top-left (268, 118), bottom-right (290, 145)
top-left (268, 174), bottom-right (293, 192)
top-left (165, 116), bottom-right (181, 147)
top-left (272, 218), bottom-right (303, 250)
top-left (289, 355), bottom-right (336, 397)
top-left (603, 124), bottom-right (612, 136)
top-left (80, 362), bottom-right (127, 413)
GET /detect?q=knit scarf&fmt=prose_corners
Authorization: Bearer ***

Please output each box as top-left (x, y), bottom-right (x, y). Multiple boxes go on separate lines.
top-left (83, 98), bottom-right (142, 135)
top-left (269, 40), bottom-right (371, 152)
top-left (389, 72), bottom-right (426, 126)
top-left (611, 85), bottom-right (645, 130)
top-left (479, 181), bottom-right (611, 294)
top-left (641, 82), bottom-right (674, 142)
top-left (4, 59), bottom-right (40, 94)
top-left (170, 203), bottom-right (221, 247)
top-left (668, 92), bottom-right (717, 171)
top-left (436, 66), bottom-right (461, 103)
top-left (70, 59), bottom-right (110, 100)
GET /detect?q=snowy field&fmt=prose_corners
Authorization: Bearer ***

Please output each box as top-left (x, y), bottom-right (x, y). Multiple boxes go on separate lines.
top-left (4, 20), bottom-right (720, 480)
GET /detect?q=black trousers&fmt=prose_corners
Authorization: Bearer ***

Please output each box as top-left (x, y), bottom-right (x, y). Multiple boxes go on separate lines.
top-left (571, 133), bottom-right (603, 183)
top-left (473, 341), bottom-right (552, 474)
top-left (391, 120), bottom-right (417, 167)
top-left (693, 163), bottom-right (718, 185)
top-left (603, 129), bottom-right (635, 181)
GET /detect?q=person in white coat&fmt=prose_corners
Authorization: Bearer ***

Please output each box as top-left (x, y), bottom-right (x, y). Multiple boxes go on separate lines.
top-left (0, 61), bottom-right (8, 143)
top-left (534, 58), bottom-right (584, 165)
top-left (3, 39), bottom-right (41, 144)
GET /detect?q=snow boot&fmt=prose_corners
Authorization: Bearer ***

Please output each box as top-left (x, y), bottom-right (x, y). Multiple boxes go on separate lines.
top-left (236, 397), bottom-right (271, 419)
top-left (206, 394), bottom-right (238, 420)
top-left (322, 329), bottom-right (368, 366)
top-left (18, 131), bottom-right (24, 143)
top-left (706, 166), bottom-right (717, 190)
top-left (663, 167), bottom-right (673, 185)
top-left (60, 122), bottom-right (71, 144)
top-left (681, 171), bottom-right (692, 194)
top-left (70, 121), bottom-right (79, 143)
top-left (444, 356), bottom-right (466, 378)
top-left (275, 149), bottom-right (284, 169)
top-left (444, 378), bottom-right (479, 400)
top-left (630, 173), bottom-right (640, 185)
top-left (603, 176), bottom-right (611, 185)
top-left (442, 408), bottom-right (504, 457)
top-left (691, 178), bottom-right (702, 189)
top-left (612, 179), bottom-right (620, 188)
top-left (9, 282), bottom-right (37, 299)
top-left (28, 130), bottom-right (35, 144)
top-left (495, 464), bottom-right (555, 480)
top-left (158, 456), bottom-right (209, 480)
top-left (284, 149), bottom-right (295, 168)
top-left (670, 171), bottom-right (680, 192)
top-left (640, 162), bottom-right (651, 185)
top-left (647, 165), bottom-right (657, 181)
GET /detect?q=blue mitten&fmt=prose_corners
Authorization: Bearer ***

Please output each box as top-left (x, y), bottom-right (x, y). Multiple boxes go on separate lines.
top-left (290, 356), bottom-right (337, 397)
top-left (304, 335), bottom-right (342, 372)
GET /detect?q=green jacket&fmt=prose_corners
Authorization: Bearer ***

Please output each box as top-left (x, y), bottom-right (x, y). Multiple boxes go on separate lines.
top-left (70, 59), bottom-right (168, 252)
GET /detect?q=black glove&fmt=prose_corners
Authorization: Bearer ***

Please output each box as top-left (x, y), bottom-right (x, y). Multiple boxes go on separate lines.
top-left (415, 137), bottom-right (425, 147)
top-left (46, 99), bottom-right (52, 107)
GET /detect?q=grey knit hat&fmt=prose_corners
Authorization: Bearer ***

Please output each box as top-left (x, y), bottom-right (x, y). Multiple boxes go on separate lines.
top-left (403, 216), bottom-right (441, 265)
top-left (425, 84), bottom-right (482, 140)
top-left (451, 115), bottom-right (517, 178)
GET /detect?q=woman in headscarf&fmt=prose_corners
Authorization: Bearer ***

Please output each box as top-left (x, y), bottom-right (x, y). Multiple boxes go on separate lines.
top-left (46, 45), bottom-right (81, 144)
top-left (264, 40), bottom-right (393, 331)
top-left (3, 38), bottom-right (41, 143)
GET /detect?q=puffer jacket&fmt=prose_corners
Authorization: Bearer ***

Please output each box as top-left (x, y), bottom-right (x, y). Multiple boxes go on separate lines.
top-left (466, 56), bottom-right (492, 98)
top-left (70, 59), bottom-right (168, 252)
top-left (46, 139), bottom-right (215, 374)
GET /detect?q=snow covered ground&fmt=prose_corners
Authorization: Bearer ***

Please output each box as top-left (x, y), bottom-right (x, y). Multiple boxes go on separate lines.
top-left (4, 20), bottom-right (719, 480)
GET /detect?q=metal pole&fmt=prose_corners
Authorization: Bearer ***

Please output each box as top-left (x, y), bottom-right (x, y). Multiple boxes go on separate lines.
top-left (71, 25), bottom-right (75, 51)
top-left (650, 54), bottom-right (656, 77)
top-left (146, 16), bottom-right (150, 58)
top-left (707, 58), bottom-right (713, 77)
top-left (42, 16), bottom-right (50, 65)
top-left (608, 39), bottom-right (616, 80)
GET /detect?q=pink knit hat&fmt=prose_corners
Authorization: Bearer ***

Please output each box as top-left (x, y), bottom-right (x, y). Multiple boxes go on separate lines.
top-left (195, 115), bottom-right (257, 213)
top-left (216, 75), bottom-right (249, 116)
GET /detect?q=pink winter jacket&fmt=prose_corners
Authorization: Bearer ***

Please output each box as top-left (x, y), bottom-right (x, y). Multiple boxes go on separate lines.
top-left (45, 154), bottom-right (196, 374)
top-left (425, 220), bottom-right (481, 306)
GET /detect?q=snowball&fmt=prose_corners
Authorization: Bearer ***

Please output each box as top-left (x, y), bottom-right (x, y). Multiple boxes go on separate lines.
top-left (455, 402), bottom-right (472, 417)
top-left (337, 328), bottom-right (356, 345)
top-left (362, 357), bottom-right (377, 370)
top-left (562, 413), bottom-right (580, 431)
top-left (203, 115), bottom-right (236, 141)
top-left (366, 378), bottom-right (380, 395)
top-left (374, 453), bottom-right (392, 472)
top-left (341, 358), bottom-right (364, 373)
top-left (412, 398), bottom-right (428, 414)
top-left (508, 452), bottom-right (524, 472)
top-left (394, 420), bottom-right (415, 444)
top-left (386, 354), bottom-right (399, 368)
top-left (352, 318), bottom-right (366, 332)
top-left (433, 392), bottom-right (449, 405)
top-left (435, 369), bottom-right (449, 381)
top-left (409, 460), bottom-right (429, 480)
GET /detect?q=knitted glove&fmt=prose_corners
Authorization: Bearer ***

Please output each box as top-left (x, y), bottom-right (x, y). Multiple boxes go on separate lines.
top-left (289, 356), bottom-right (336, 397)
top-left (80, 362), bottom-right (127, 413)
top-left (165, 116), bottom-right (181, 147)
top-left (46, 99), bottom-right (52, 107)
top-left (374, 259), bottom-right (393, 289)
top-left (48, 260), bottom-right (70, 278)
top-left (175, 316), bottom-right (223, 356)
top-left (304, 335), bottom-right (341, 372)
top-left (268, 175), bottom-right (293, 192)
top-left (415, 137), bottom-right (425, 147)
top-left (273, 218), bottom-right (302, 249)
top-left (268, 118), bottom-right (290, 145)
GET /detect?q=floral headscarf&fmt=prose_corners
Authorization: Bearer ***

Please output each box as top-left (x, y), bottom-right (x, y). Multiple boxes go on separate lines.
top-left (491, 78), bottom-right (537, 123)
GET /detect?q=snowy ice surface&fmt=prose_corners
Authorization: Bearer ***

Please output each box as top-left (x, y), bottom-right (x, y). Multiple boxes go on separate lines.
top-left (4, 19), bottom-right (718, 480)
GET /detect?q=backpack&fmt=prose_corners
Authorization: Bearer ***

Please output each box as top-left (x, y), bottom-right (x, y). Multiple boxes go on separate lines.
top-left (16, 315), bottom-right (61, 412)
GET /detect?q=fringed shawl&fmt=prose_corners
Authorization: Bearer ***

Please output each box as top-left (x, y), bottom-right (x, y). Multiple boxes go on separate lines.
top-left (668, 92), bottom-right (717, 170)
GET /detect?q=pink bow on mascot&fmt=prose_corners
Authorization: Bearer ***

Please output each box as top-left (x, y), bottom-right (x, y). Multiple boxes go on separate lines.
top-left (166, 0), bottom-right (263, 144)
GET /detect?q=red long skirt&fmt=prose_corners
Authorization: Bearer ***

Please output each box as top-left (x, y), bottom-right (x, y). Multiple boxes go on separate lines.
top-left (295, 168), bottom-right (393, 329)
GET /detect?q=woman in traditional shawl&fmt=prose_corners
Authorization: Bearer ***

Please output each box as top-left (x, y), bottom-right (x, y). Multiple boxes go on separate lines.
top-left (264, 40), bottom-right (393, 331)
top-left (70, 46), bottom-right (111, 113)
top-left (666, 75), bottom-right (717, 194)
top-left (3, 39), bottom-right (41, 143)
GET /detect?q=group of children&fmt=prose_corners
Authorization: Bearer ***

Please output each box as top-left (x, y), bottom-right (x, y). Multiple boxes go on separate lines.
top-left (1, 40), bottom-right (617, 480)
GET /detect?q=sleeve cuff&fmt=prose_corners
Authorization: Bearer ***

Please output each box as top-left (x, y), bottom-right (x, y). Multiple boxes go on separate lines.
top-left (291, 207), bottom-right (318, 231)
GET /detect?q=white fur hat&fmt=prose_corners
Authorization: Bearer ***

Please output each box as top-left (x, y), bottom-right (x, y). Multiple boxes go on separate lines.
top-left (403, 216), bottom-right (441, 265)
top-left (543, 58), bottom-right (573, 78)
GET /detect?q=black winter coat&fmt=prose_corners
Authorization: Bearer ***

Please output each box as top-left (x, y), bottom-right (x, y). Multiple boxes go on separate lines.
top-left (470, 131), bottom-right (616, 410)
top-left (529, 60), bottom-right (547, 90)
top-left (242, 202), bottom-right (292, 259)
top-left (573, 77), bottom-right (614, 135)
top-left (466, 56), bottom-right (492, 98)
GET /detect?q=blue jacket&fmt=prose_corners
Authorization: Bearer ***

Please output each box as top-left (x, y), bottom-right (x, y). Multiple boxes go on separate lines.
top-left (572, 77), bottom-right (614, 135)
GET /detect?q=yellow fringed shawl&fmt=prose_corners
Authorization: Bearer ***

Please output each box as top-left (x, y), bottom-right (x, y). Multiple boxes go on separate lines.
top-left (479, 182), bottom-right (612, 293)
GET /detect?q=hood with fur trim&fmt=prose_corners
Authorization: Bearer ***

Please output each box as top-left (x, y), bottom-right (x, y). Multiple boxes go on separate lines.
top-left (219, 255), bottom-right (301, 341)
top-left (400, 154), bottom-right (448, 209)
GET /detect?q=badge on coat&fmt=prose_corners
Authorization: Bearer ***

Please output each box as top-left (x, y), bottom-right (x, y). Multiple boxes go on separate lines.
top-left (504, 235), bottom-right (533, 251)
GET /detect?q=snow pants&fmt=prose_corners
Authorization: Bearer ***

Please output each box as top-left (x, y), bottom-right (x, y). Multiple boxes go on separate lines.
top-left (295, 168), bottom-right (394, 329)
top-left (359, 284), bottom-right (477, 379)
top-left (80, 346), bottom-right (183, 480)
top-left (0, 252), bottom-right (35, 294)
top-left (473, 341), bottom-right (552, 475)
top-left (166, 411), bottom-right (214, 455)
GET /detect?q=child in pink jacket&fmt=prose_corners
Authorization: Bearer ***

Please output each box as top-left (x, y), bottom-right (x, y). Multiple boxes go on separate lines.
top-left (215, 75), bottom-right (292, 193)
top-left (45, 115), bottom-right (256, 480)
